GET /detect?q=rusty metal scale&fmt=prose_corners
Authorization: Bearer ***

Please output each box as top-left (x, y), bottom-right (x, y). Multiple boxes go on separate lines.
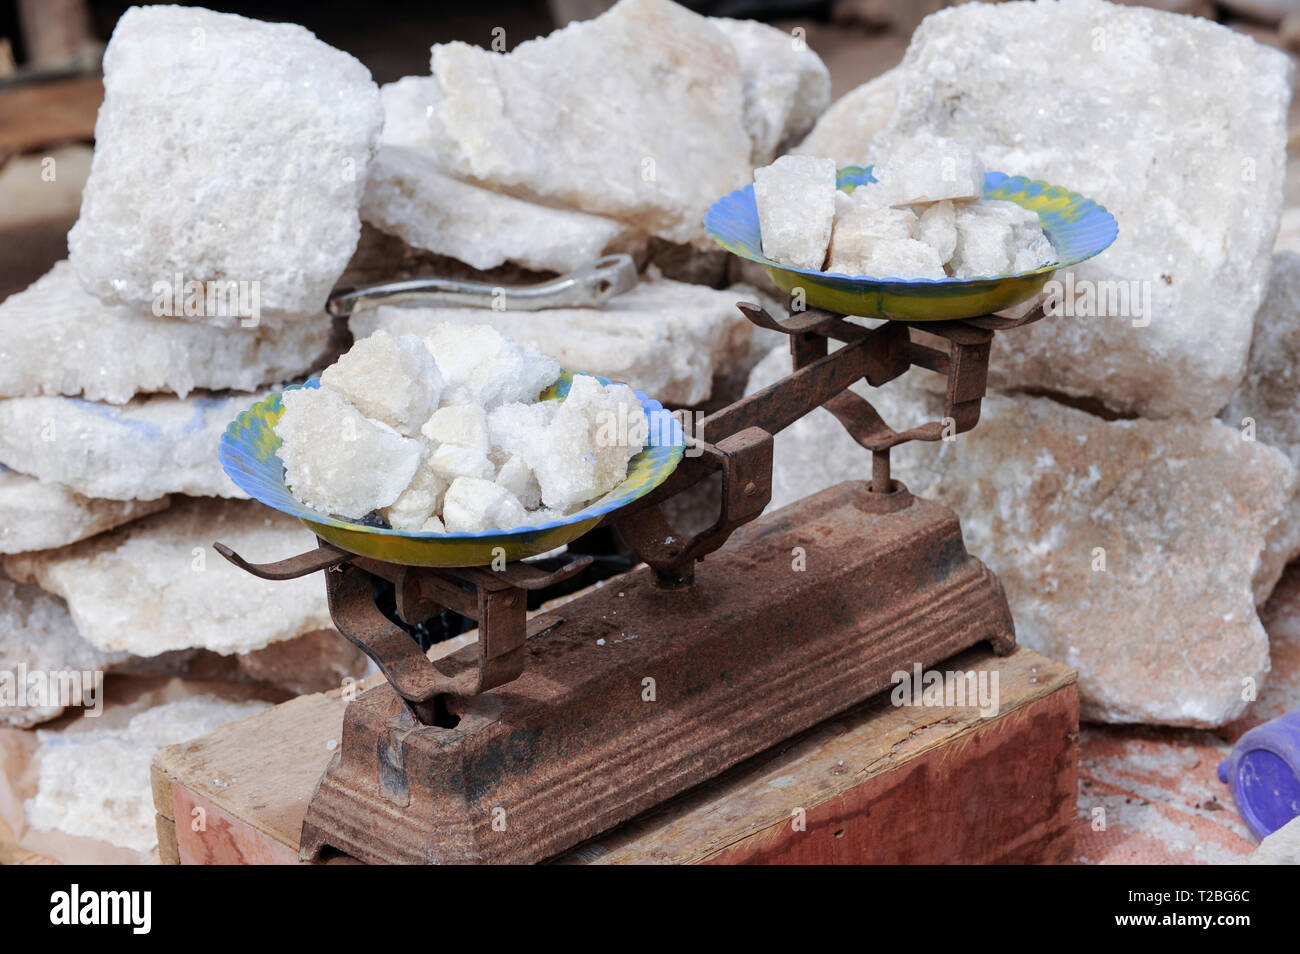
top-left (216, 291), bottom-right (1046, 865)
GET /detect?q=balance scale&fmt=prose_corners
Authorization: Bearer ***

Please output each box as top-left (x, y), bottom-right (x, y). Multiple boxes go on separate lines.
top-left (216, 284), bottom-right (1045, 864)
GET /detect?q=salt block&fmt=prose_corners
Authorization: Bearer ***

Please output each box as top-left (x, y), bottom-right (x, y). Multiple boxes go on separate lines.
top-left (709, 17), bottom-right (831, 165)
top-left (4, 498), bottom-right (335, 657)
top-left (320, 330), bottom-right (442, 437)
top-left (825, 189), bottom-right (917, 274)
top-left (362, 145), bottom-right (630, 274)
top-left (874, 133), bottom-right (985, 205)
top-left (442, 477), bottom-right (528, 533)
top-left (418, 0), bottom-right (754, 245)
top-left (792, 68), bottom-right (898, 168)
top-left (421, 404), bottom-right (491, 455)
top-left (748, 345), bottom-right (1295, 727)
top-left (381, 464), bottom-right (449, 532)
top-left (496, 454), bottom-right (542, 511)
top-left (860, 238), bottom-right (946, 280)
top-left (25, 696), bottom-right (271, 852)
top-left (519, 374), bottom-right (647, 511)
top-left (0, 391), bottom-right (264, 501)
top-left (1223, 252), bottom-right (1300, 600)
top-left (277, 385), bottom-right (421, 518)
top-left (949, 204), bottom-right (1017, 278)
top-left (351, 275), bottom-right (757, 406)
top-left (422, 324), bottom-right (559, 410)
top-left (487, 400), bottom-right (560, 463)
top-left (420, 515), bottom-right (446, 533)
top-left (0, 262), bottom-right (337, 404)
top-left (0, 469), bottom-right (168, 554)
top-left (917, 200), bottom-right (957, 265)
top-left (754, 155), bottom-right (838, 270)
top-left (0, 574), bottom-right (126, 728)
top-left (428, 443), bottom-right (496, 483)
top-left (865, 0), bottom-right (1292, 418)
top-left (67, 6), bottom-right (382, 320)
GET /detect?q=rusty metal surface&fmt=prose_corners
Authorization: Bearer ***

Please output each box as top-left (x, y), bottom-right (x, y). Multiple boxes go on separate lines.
top-left (299, 481), bottom-right (1016, 864)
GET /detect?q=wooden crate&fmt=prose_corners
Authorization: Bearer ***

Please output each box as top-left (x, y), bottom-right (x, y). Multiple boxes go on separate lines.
top-left (153, 644), bottom-right (1077, 865)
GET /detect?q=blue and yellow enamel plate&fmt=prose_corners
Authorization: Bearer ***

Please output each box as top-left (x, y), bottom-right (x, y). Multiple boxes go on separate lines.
top-left (219, 372), bottom-right (685, 567)
top-left (704, 166), bottom-right (1118, 321)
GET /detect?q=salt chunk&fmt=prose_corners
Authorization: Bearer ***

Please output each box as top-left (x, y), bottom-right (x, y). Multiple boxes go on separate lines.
top-left (428, 443), bottom-right (496, 482)
top-left (754, 155), bottom-right (837, 270)
top-left (0, 468), bottom-right (168, 555)
top-left (826, 189), bottom-right (917, 274)
top-left (949, 205), bottom-right (1018, 278)
top-left (276, 386), bottom-right (421, 518)
top-left (917, 200), bottom-right (958, 264)
top-left (520, 375), bottom-right (647, 511)
top-left (320, 330), bottom-right (442, 437)
top-left (442, 477), bottom-right (528, 533)
top-left (861, 239), bottom-right (947, 280)
top-left (875, 134), bottom-right (985, 206)
top-left (422, 324), bottom-right (560, 410)
top-left (381, 464), bottom-right (449, 532)
top-left (497, 454), bottom-right (542, 510)
top-left (66, 6), bottom-right (383, 320)
top-left (487, 400), bottom-right (560, 463)
top-left (420, 515), bottom-right (446, 533)
top-left (421, 404), bottom-right (490, 455)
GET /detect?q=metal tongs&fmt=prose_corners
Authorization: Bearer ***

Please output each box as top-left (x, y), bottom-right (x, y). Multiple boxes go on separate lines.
top-left (325, 253), bottom-right (638, 318)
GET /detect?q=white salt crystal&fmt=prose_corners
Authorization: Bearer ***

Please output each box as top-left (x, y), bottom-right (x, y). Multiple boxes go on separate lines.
top-left (860, 239), bottom-right (947, 280)
top-left (754, 155), bottom-right (837, 270)
top-left (497, 454), bottom-right (542, 511)
top-left (428, 443), bottom-right (496, 482)
top-left (442, 477), bottom-right (528, 533)
top-left (825, 189), bottom-right (917, 274)
top-left (320, 330), bottom-right (442, 437)
top-left (422, 324), bottom-right (560, 410)
top-left (0, 468), bottom-right (168, 554)
top-left (420, 515), bottom-right (446, 533)
top-left (487, 400), bottom-right (560, 464)
top-left (520, 375), bottom-right (647, 512)
top-left (874, 134), bottom-right (985, 206)
top-left (67, 6), bottom-right (383, 320)
top-left (0, 262), bottom-right (336, 404)
top-left (917, 200), bottom-right (958, 265)
top-left (381, 464), bottom-right (449, 532)
top-left (276, 386), bottom-right (421, 518)
top-left (949, 205), bottom-right (1018, 278)
top-left (421, 404), bottom-right (491, 455)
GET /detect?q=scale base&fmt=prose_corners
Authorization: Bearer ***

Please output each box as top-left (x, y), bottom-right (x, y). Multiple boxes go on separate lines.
top-left (299, 481), bottom-right (1015, 864)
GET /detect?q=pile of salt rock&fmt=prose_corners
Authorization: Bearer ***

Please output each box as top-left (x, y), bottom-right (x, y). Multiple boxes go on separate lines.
top-left (754, 147), bottom-right (1056, 279)
top-left (0, 0), bottom-right (828, 858)
top-left (279, 327), bottom-right (647, 532)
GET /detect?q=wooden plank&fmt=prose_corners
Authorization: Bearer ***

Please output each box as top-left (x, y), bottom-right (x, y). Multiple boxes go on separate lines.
top-left (0, 75), bottom-right (101, 157)
top-left (153, 644), bottom-right (1076, 864)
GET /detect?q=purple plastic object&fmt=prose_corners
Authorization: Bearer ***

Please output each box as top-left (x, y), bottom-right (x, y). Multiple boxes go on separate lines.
top-left (1218, 709), bottom-right (1300, 840)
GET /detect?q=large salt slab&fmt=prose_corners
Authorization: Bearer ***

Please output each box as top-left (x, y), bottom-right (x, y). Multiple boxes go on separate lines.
top-left (351, 276), bottom-right (756, 406)
top-left (25, 696), bottom-right (270, 852)
top-left (67, 6), bottom-right (382, 320)
top-left (754, 155), bottom-right (838, 270)
top-left (417, 0), bottom-right (753, 245)
top-left (859, 0), bottom-right (1292, 419)
top-left (0, 391), bottom-right (264, 500)
top-left (0, 262), bottom-right (337, 404)
top-left (5, 498), bottom-right (335, 656)
top-left (1222, 252), bottom-right (1300, 600)
top-left (792, 68), bottom-right (898, 168)
top-left (362, 145), bottom-right (631, 274)
top-left (0, 574), bottom-right (126, 728)
top-left (276, 385), bottom-right (422, 517)
top-left (320, 330), bottom-right (441, 437)
top-left (749, 346), bottom-right (1295, 727)
top-left (420, 324), bottom-right (560, 410)
top-left (0, 469), bottom-right (168, 554)
top-left (709, 17), bottom-right (831, 166)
